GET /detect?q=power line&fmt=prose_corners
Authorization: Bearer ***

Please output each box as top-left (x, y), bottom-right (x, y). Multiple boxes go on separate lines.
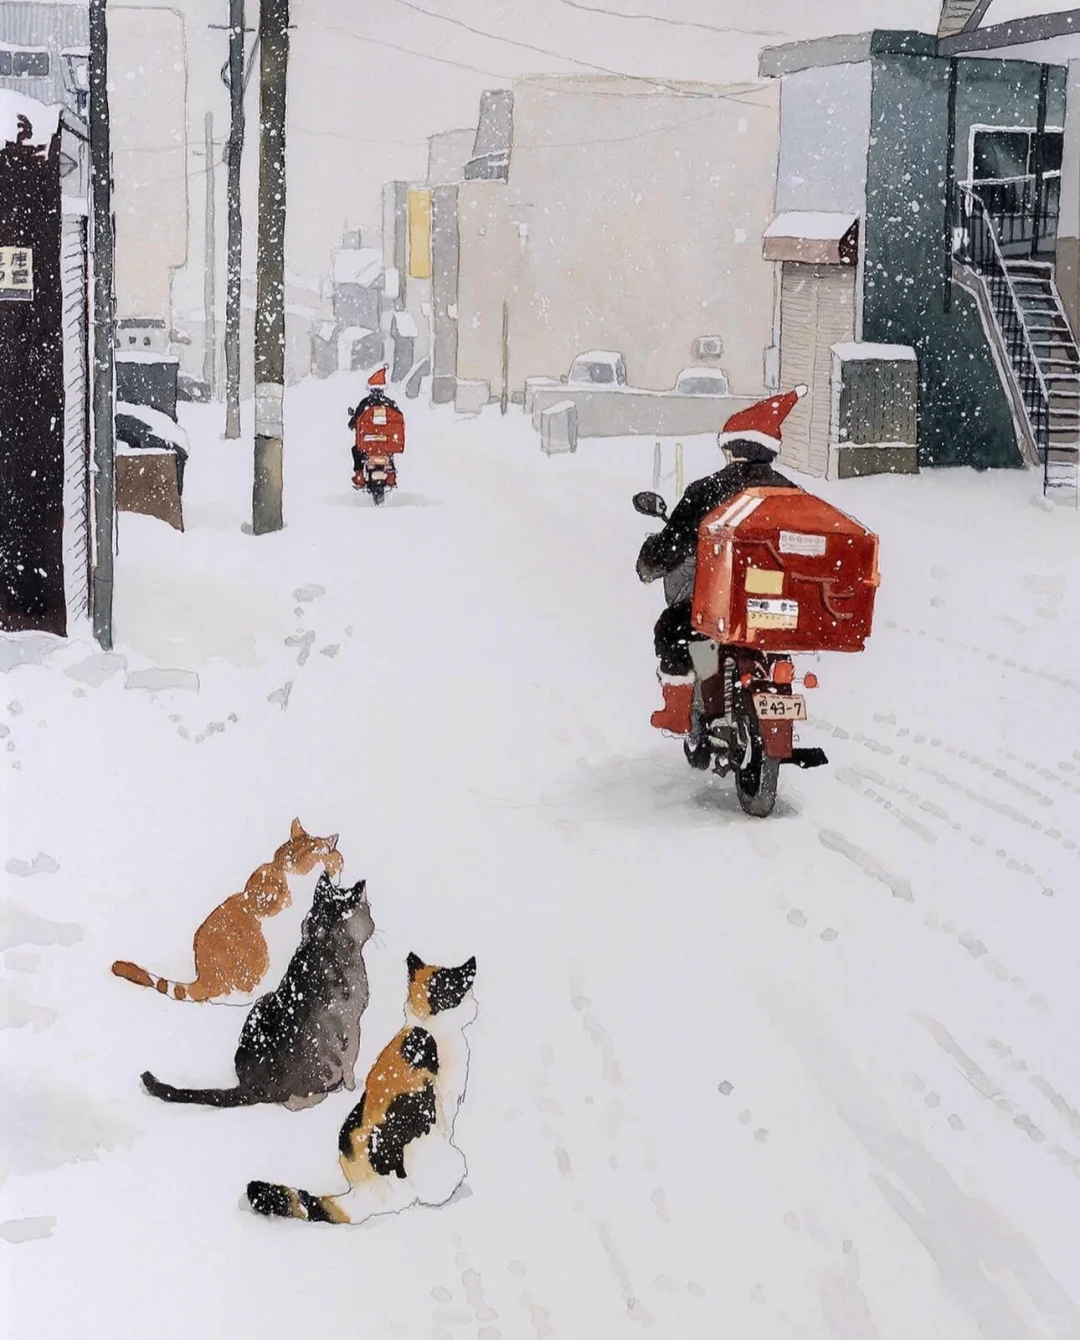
top-left (378, 0), bottom-right (775, 99)
top-left (293, 123), bottom-right (429, 146)
top-left (549, 0), bottom-right (786, 38)
top-left (386, 0), bottom-right (624, 74)
top-left (312, 22), bottom-right (515, 78)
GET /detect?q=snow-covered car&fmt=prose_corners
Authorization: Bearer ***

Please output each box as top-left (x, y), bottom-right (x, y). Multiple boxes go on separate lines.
top-left (673, 366), bottom-right (729, 396)
top-left (564, 350), bottom-right (627, 387)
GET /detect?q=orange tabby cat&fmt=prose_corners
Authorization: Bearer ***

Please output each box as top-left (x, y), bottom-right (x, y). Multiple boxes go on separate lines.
top-left (110, 819), bottom-right (343, 1004)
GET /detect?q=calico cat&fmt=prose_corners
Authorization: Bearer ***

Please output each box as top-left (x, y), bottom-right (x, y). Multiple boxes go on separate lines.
top-left (140, 875), bottom-right (374, 1109)
top-left (111, 819), bottom-right (343, 1004)
top-left (247, 953), bottom-right (477, 1224)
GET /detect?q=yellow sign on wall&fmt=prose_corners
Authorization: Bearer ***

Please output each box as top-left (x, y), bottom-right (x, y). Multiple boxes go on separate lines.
top-left (407, 189), bottom-right (432, 280)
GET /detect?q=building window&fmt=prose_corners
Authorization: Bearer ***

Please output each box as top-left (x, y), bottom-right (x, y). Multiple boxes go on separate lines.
top-left (968, 127), bottom-right (1064, 254)
top-left (971, 129), bottom-right (1063, 184)
top-left (0, 49), bottom-right (51, 77)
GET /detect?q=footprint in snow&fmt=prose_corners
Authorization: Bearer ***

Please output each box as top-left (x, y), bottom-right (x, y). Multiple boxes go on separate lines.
top-left (268, 682), bottom-right (293, 711)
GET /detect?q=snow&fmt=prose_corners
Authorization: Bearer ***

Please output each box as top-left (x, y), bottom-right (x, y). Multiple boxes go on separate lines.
top-left (764, 211), bottom-right (858, 240)
top-left (114, 402), bottom-right (189, 449)
top-left (115, 351), bottom-right (180, 366)
top-left (332, 247), bottom-right (383, 288)
top-left (0, 89), bottom-right (61, 150)
top-left (831, 342), bottom-right (918, 361)
top-left (6, 381), bottom-right (1080, 1338)
top-left (392, 309), bottom-right (419, 338)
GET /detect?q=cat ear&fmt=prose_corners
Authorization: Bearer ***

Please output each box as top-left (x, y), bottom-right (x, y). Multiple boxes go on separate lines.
top-left (290, 818), bottom-right (307, 840)
top-left (407, 952), bottom-right (425, 980)
top-left (349, 879), bottom-right (367, 901)
top-left (460, 957), bottom-right (477, 978)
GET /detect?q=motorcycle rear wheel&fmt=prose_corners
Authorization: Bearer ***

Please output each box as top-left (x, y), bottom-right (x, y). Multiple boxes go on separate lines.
top-left (370, 484), bottom-right (386, 505)
top-left (733, 710), bottom-right (779, 818)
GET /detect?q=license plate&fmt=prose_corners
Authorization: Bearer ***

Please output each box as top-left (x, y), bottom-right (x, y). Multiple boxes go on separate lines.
top-left (753, 693), bottom-right (806, 721)
top-left (369, 471), bottom-right (388, 482)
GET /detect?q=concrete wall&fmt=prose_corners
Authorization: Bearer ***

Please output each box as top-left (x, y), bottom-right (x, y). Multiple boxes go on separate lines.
top-left (456, 75), bottom-right (780, 399)
top-left (774, 62), bottom-right (872, 216)
top-left (427, 128), bottom-right (476, 186)
top-left (863, 53), bottom-right (1023, 468)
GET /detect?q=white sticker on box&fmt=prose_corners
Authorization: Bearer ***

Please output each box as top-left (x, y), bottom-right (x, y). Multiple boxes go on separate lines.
top-left (746, 597), bottom-right (799, 630)
top-left (779, 530), bottom-right (827, 557)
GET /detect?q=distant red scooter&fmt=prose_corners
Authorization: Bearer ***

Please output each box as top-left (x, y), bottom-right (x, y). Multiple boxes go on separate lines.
top-left (348, 366), bottom-right (405, 506)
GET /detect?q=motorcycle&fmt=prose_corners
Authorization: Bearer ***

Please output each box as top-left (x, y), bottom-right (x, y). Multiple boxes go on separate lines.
top-left (349, 379), bottom-right (405, 506)
top-left (633, 489), bottom-right (832, 818)
top-left (352, 453), bottom-right (398, 506)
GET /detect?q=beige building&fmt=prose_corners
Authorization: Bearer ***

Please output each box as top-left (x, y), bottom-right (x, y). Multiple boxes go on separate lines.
top-left (451, 75), bottom-right (780, 402)
top-left (109, 7), bottom-right (189, 325)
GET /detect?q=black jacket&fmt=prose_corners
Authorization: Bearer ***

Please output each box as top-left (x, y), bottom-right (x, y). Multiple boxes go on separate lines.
top-left (637, 444), bottom-right (797, 586)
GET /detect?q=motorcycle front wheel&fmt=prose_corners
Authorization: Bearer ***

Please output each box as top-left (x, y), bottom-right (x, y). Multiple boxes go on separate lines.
top-left (733, 708), bottom-right (779, 818)
top-left (370, 483), bottom-right (386, 505)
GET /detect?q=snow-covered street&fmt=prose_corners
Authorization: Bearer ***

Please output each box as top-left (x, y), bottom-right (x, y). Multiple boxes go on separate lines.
top-left (6, 376), bottom-right (1080, 1338)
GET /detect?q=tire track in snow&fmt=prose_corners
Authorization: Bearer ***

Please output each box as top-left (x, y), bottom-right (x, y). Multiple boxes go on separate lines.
top-left (914, 1014), bottom-right (1080, 1181)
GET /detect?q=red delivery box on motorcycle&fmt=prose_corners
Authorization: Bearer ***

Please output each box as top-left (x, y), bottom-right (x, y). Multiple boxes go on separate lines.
top-left (355, 400), bottom-right (405, 455)
top-left (691, 488), bottom-right (879, 653)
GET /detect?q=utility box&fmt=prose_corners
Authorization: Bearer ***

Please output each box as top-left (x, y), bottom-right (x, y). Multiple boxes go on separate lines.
top-left (454, 379), bottom-right (489, 416)
top-left (691, 487), bottom-right (880, 653)
top-left (828, 343), bottom-right (919, 479)
top-left (540, 399), bottom-right (578, 455)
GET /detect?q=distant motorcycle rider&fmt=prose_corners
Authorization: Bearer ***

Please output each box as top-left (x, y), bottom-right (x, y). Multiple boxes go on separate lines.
top-left (636, 386), bottom-right (807, 735)
top-left (348, 365), bottom-right (393, 480)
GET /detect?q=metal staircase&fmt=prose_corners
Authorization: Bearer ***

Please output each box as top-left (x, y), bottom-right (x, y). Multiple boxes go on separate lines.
top-left (955, 185), bottom-right (1080, 502)
top-left (1004, 260), bottom-right (1080, 497)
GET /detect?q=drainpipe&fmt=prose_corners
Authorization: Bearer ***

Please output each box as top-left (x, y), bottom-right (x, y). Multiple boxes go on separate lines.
top-left (1032, 64), bottom-right (1050, 260)
top-left (89, 0), bottom-right (115, 649)
top-left (944, 57), bottom-right (958, 314)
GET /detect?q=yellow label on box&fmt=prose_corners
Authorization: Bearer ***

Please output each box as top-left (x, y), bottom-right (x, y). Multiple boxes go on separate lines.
top-left (745, 566), bottom-right (784, 596)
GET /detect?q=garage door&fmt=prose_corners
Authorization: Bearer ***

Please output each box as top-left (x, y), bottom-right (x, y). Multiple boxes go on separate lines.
top-left (779, 263), bottom-right (856, 476)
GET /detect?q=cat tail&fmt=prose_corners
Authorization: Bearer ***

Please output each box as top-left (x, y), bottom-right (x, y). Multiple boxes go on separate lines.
top-left (111, 960), bottom-right (213, 1003)
top-left (246, 1180), bottom-right (351, 1224)
top-left (141, 1071), bottom-right (262, 1107)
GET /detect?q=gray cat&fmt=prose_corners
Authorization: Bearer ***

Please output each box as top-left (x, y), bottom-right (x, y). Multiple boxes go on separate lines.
top-left (141, 874), bottom-right (374, 1110)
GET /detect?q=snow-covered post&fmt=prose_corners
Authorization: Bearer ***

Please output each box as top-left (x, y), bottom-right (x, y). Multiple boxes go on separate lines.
top-left (89, 0), bottom-right (116, 648)
top-left (202, 111), bottom-right (217, 397)
top-left (675, 442), bottom-right (684, 499)
top-left (252, 0), bottom-right (288, 534)
top-left (223, 0), bottom-right (245, 440)
top-left (652, 441), bottom-right (661, 491)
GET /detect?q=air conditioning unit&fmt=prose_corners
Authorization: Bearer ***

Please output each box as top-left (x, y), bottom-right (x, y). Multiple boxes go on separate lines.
top-left (694, 335), bottom-right (724, 360)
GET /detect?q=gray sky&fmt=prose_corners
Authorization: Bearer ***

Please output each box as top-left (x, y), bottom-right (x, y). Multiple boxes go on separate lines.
top-left (153, 0), bottom-right (959, 304)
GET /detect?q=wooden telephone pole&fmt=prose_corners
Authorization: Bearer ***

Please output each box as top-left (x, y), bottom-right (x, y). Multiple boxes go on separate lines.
top-left (223, 0), bottom-right (245, 438)
top-left (251, 0), bottom-right (288, 534)
top-left (88, 0), bottom-right (115, 648)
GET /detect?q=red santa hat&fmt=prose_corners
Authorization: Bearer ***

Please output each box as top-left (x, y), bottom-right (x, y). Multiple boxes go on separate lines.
top-left (717, 385), bottom-right (808, 453)
top-left (367, 365), bottom-right (388, 387)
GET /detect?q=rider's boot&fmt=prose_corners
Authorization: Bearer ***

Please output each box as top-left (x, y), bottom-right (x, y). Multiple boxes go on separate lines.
top-left (650, 674), bottom-right (694, 735)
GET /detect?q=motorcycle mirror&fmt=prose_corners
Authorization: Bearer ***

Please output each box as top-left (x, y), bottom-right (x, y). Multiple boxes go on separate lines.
top-left (347, 406), bottom-right (355, 415)
top-left (632, 491), bottom-right (668, 520)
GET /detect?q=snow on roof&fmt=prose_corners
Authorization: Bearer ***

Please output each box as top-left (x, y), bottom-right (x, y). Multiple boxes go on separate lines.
top-left (115, 351), bottom-right (180, 365)
top-left (391, 310), bottom-right (419, 337)
top-left (115, 402), bottom-right (189, 448)
top-left (0, 89), bottom-right (61, 151)
top-left (831, 342), bottom-right (917, 361)
top-left (332, 248), bottom-right (382, 287)
top-left (572, 350), bottom-right (623, 363)
top-left (764, 212), bottom-right (857, 241)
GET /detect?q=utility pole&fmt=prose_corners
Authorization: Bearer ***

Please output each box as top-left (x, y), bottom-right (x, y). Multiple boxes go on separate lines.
top-left (223, 0), bottom-right (245, 438)
top-left (88, 0), bottom-right (115, 648)
top-left (202, 110), bottom-right (217, 395)
top-left (251, 0), bottom-right (288, 534)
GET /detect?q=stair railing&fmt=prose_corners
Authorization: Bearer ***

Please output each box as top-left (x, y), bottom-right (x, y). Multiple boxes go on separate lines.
top-left (954, 184), bottom-right (1053, 486)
